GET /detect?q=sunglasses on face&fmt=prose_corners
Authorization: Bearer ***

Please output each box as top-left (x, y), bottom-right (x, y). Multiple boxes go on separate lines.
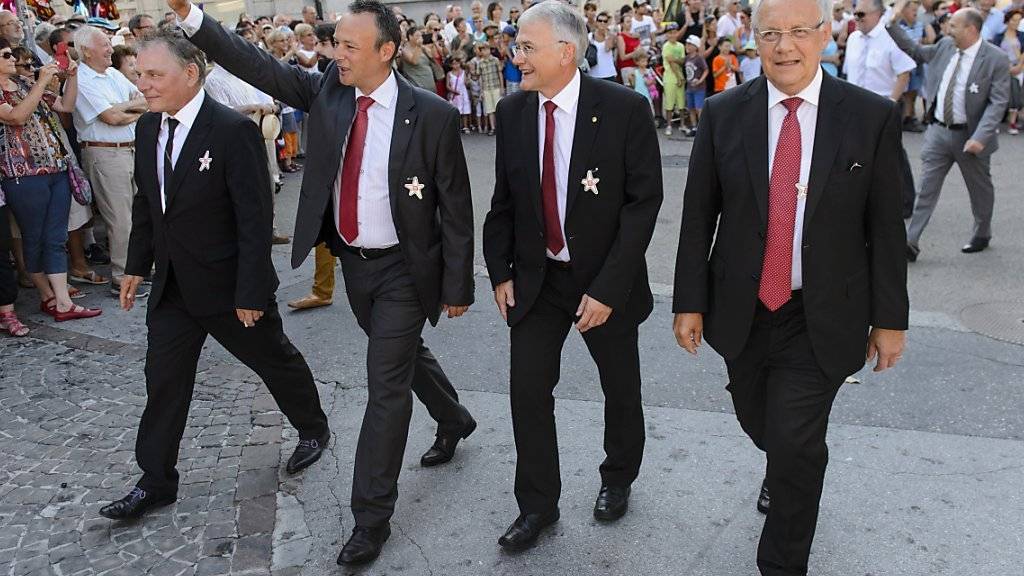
top-left (597, 18), bottom-right (609, 23)
top-left (0, 51), bottom-right (14, 60)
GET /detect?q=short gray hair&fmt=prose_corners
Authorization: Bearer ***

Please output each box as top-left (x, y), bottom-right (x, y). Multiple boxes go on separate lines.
top-left (136, 29), bottom-right (207, 83)
top-left (752, 0), bottom-right (832, 30)
top-left (73, 25), bottom-right (107, 59)
top-left (34, 22), bottom-right (55, 43)
top-left (518, 0), bottom-right (588, 66)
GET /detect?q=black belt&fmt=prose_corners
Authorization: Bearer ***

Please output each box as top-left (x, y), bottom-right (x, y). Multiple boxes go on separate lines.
top-left (340, 244), bottom-right (401, 260)
top-left (933, 120), bottom-right (967, 131)
top-left (546, 258), bottom-right (572, 270)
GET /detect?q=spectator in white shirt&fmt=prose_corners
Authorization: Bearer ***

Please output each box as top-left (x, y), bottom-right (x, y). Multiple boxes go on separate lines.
top-left (717, 0), bottom-right (743, 39)
top-left (33, 23), bottom-right (56, 65)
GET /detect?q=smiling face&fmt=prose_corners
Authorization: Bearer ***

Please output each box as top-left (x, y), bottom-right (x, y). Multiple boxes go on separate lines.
top-left (332, 12), bottom-right (396, 90)
top-left (82, 31), bottom-right (115, 70)
top-left (512, 18), bottom-right (576, 96)
top-left (136, 42), bottom-right (202, 114)
top-left (756, 0), bottom-right (830, 96)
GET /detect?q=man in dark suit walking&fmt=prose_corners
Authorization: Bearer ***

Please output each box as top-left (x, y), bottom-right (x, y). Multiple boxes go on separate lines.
top-left (99, 30), bottom-right (330, 522)
top-left (673, 0), bottom-right (909, 574)
top-left (167, 0), bottom-right (477, 564)
top-left (483, 1), bottom-right (663, 551)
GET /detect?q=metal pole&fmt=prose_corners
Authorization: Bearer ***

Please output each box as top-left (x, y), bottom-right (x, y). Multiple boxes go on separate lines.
top-left (13, 0), bottom-right (36, 47)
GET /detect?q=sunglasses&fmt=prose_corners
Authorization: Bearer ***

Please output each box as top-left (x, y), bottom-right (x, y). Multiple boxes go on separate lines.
top-left (596, 18), bottom-right (609, 23)
top-left (0, 51), bottom-right (14, 60)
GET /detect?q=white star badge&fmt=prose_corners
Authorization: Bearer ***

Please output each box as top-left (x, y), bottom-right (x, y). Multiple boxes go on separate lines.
top-left (405, 176), bottom-right (424, 200)
top-left (581, 170), bottom-right (600, 195)
top-left (969, 83), bottom-right (980, 94)
top-left (198, 150), bottom-right (212, 172)
top-left (796, 183), bottom-right (808, 200)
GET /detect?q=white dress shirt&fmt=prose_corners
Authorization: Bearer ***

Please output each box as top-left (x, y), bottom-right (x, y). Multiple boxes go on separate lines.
top-left (537, 69), bottom-right (581, 262)
top-left (843, 22), bottom-right (916, 98)
top-left (766, 67), bottom-right (822, 291)
top-left (933, 37), bottom-right (982, 126)
top-left (73, 64), bottom-right (140, 143)
top-left (157, 89), bottom-right (206, 213)
top-left (334, 72), bottom-right (400, 249)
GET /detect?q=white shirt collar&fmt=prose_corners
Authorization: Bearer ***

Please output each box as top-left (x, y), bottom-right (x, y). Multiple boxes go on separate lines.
top-left (865, 21), bottom-right (886, 39)
top-left (79, 62), bottom-right (111, 78)
top-left (162, 88), bottom-right (206, 131)
top-left (539, 69), bottom-right (581, 117)
top-left (767, 66), bottom-right (823, 109)
top-left (961, 36), bottom-right (983, 57)
top-left (354, 71), bottom-right (398, 110)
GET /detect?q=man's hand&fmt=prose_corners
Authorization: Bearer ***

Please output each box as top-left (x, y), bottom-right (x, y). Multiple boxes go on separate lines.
top-left (866, 328), bottom-right (906, 372)
top-left (236, 308), bottom-right (264, 328)
top-left (442, 304), bottom-right (470, 318)
top-left (963, 139), bottom-right (985, 155)
top-left (494, 280), bottom-right (515, 321)
top-left (119, 275), bottom-right (145, 311)
top-left (576, 294), bottom-right (611, 333)
top-left (167, 0), bottom-right (191, 19)
top-left (673, 312), bottom-right (704, 355)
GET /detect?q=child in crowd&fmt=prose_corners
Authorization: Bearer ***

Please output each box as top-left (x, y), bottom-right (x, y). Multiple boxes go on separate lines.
top-left (711, 37), bottom-right (739, 93)
top-left (469, 42), bottom-right (502, 136)
top-left (501, 26), bottom-right (522, 94)
top-left (739, 40), bottom-right (761, 82)
top-left (684, 35), bottom-right (708, 138)
top-left (447, 56), bottom-right (473, 134)
top-left (628, 53), bottom-right (660, 121)
top-left (660, 23), bottom-right (686, 136)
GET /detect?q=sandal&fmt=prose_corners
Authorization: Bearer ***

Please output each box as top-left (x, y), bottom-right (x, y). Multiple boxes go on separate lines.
top-left (51, 304), bottom-right (102, 322)
top-left (69, 270), bottom-right (110, 285)
top-left (68, 286), bottom-right (86, 299)
top-left (40, 297), bottom-right (57, 315)
top-left (0, 311), bottom-right (29, 337)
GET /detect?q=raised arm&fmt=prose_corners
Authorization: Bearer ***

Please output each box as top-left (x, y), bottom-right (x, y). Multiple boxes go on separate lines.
top-left (884, 10), bottom-right (940, 64)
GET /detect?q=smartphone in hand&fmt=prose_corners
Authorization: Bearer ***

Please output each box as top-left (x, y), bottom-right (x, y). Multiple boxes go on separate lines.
top-left (55, 42), bottom-right (70, 70)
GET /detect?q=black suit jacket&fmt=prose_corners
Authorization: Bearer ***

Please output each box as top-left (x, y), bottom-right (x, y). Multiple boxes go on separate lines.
top-left (672, 73), bottom-right (910, 381)
top-left (126, 94), bottom-right (277, 317)
top-left (483, 73), bottom-right (663, 326)
top-left (188, 14), bottom-right (474, 325)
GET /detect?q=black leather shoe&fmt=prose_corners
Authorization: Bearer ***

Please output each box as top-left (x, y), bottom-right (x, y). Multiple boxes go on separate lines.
top-left (593, 485), bottom-right (631, 521)
top-left (498, 509), bottom-right (559, 551)
top-left (961, 237), bottom-right (990, 254)
top-left (906, 244), bottom-right (920, 262)
top-left (420, 417), bottom-right (477, 467)
top-left (337, 524), bottom-right (390, 565)
top-left (99, 487), bottom-right (176, 520)
top-left (287, 429), bottom-right (330, 474)
top-left (757, 478), bottom-right (770, 515)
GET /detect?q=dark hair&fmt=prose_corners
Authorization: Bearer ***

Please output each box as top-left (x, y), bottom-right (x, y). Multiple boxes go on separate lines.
top-left (111, 44), bottom-right (136, 70)
top-left (583, 2), bottom-right (597, 10)
top-left (423, 12), bottom-right (439, 25)
top-left (315, 23), bottom-right (335, 42)
top-left (128, 13), bottom-right (153, 32)
top-left (1005, 9), bottom-right (1023, 24)
top-left (0, 38), bottom-right (10, 53)
top-left (47, 27), bottom-right (70, 51)
top-left (406, 24), bottom-right (420, 40)
top-left (488, 2), bottom-right (503, 20)
top-left (136, 28), bottom-right (207, 82)
top-left (454, 16), bottom-right (466, 27)
top-left (619, 5), bottom-right (632, 17)
top-left (11, 46), bottom-right (32, 63)
top-left (348, 0), bottom-right (402, 60)
top-left (716, 36), bottom-right (732, 47)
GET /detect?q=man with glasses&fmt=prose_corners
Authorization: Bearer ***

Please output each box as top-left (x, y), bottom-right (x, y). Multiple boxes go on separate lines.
top-left (674, 0), bottom-right (908, 573)
top-left (485, 0), bottom-right (662, 552)
top-left (845, 0), bottom-right (918, 217)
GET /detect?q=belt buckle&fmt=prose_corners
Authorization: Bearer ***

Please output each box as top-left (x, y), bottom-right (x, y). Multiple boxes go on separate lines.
top-left (358, 247), bottom-right (369, 260)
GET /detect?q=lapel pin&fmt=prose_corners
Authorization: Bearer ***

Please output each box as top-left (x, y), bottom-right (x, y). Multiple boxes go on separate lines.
top-left (405, 176), bottom-right (425, 200)
top-left (795, 183), bottom-right (808, 200)
top-left (591, 116), bottom-right (598, 123)
top-left (848, 162), bottom-right (863, 172)
top-left (198, 150), bottom-right (212, 172)
top-left (969, 82), bottom-right (980, 94)
top-left (404, 118), bottom-right (411, 125)
top-left (581, 170), bottom-right (600, 195)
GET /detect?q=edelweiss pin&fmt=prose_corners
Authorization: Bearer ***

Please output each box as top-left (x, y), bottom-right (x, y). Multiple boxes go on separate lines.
top-left (198, 151), bottom-right (212, 172)
top-left (581, 170), bottom-right (600, 195)
top-left (796, 183), bottom-right (808, 200)
top-left (405, 176), bottom-right (425, 200)
top-left (969, 83), bottom-right (980, 94)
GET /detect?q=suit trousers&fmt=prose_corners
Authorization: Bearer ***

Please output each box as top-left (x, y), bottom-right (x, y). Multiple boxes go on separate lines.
top-left (82, 147), bottom-right (135, 279)
top-left (135, 268), bottom-right (329, 495)
top-left (724, 293), bottom-right (843, 576)
top-left (907, 124), bottom-right (995, 246)
top-left (339, 250), bottom-right (472, 527)
top-left (509, 261), bottom-right (646, 515)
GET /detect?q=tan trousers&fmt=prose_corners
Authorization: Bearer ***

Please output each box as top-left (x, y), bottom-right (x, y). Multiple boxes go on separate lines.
top-left (312, 243), bottom-right (336, 300)
top-left (82, 146), bottom-right (136, 280)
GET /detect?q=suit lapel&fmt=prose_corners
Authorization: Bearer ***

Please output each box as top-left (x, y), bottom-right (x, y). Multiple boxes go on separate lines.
top-left (741, 77), bottom-right (770, 227)
top-left (521, 91), bottom-right (544, 229)
top-left (166, 95), bottom-right (215, 212)
top-left (332, 81), bottom-right (356, 169)
top-left (566, 74), bottom-right (602, 218)
top-left (804, 72), bottom-right (848, 227)
top-left (387, 75), bottom-right (418, 220)
top-left (964, 42), bottom-right (989, 105)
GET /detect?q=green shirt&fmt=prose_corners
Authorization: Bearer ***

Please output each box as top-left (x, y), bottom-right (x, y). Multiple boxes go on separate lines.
top-left (662, 41), bottom-right (686, 83)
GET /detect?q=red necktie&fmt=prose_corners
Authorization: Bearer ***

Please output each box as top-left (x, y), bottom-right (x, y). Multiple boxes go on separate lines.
top-left (758, 97), bottom-right (803, 312)
top-left (541, 100), bottom-right (565, 255)
top-left (338, 96), bottom-right (374, 244)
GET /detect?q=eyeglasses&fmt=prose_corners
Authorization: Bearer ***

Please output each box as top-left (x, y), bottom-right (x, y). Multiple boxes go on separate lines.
top-left (853, 10), bottom-right (878, 20)
top-left (596, 18), bottom-right (609, 23)
top-left (0, 51), bottom-right (14, 60)
top-left (510, 40), bottom-right (568, 58)
top-left (756, 20), bottom-right (824, 43)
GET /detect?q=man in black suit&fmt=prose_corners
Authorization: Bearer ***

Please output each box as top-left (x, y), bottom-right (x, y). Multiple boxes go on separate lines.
top-left (673, 0), bottom-right (909, 574)
top-left (483, 1), bottom-right (663, 551)
top-left (167, 0), bottom-right (476, 564)
top-left (99, 30), bottom-right (330, 522)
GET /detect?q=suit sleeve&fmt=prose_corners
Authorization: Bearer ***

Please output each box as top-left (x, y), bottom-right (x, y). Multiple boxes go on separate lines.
top-left (672, 96), bottom-right (722, 314)
top-left (482, 100), bottom-right (515, 287)
top-left (434, 105), bottom-right (475, 306)
top-left (184, 6), bottom-right (322, 112)
top-left (228, 118), bottom-right (275, 310)
top-left (125, 117), bottom-right (154, 277)
top-left (972, 54), bottom-right (1010, 150)
top-left (885, 22), bottom-right (940, 64)
top-left (586, 93), bottom-right (664, 311)
top-left (867, 103), bottom-right (910, 330)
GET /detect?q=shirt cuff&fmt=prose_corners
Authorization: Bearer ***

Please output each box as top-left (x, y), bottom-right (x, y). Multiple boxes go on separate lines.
top-left (177, 3), bottom-right (204, 37)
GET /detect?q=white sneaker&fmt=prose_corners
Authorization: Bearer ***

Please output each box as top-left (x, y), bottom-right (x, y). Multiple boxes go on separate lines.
top-left (1009, 127), bottom-right (1019, 135)
top-left (664, 127), bottom-right (672, 136)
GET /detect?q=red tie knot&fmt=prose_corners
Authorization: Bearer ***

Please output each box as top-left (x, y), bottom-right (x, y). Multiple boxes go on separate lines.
top-left (543, 100), bottom-right (557, 116)
top-left (782, 97), bottom-right (803, 114)
top-left (357, 95), bottom-right (374, 113)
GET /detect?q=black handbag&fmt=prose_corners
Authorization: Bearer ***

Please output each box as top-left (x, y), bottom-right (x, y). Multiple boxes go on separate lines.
top-left (585, 42), bottom-right (598, 68)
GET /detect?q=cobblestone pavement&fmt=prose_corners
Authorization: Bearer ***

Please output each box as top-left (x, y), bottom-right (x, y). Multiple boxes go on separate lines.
top-left (0, 327), bottom-right (289, 576)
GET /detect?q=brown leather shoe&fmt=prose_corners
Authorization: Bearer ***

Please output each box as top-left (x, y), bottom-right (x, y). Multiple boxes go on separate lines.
top-left (287, 294), bottom-right (333, 310)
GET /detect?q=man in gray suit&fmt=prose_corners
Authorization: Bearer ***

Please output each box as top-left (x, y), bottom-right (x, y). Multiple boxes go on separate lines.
top-left (166, 0), bottom-right (478, 565)
top-left (886, 3), bottom-right (1009, 259)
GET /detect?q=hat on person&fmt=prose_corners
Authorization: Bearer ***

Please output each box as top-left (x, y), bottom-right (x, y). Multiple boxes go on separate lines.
top-left (686, 35), bottom-right (702, 48)
top-left (484, 21), bottom-right (500, 32)
top-left (502, 25), bottom-right (517, 36)
top-left (86, 17), bottom-right (119, 32)
top-left (260, 114), bottom-right (282, 141)
top-left (663, 22), bottom-right (680, 32)
top-left (743, 39), bottom-right (757, 51)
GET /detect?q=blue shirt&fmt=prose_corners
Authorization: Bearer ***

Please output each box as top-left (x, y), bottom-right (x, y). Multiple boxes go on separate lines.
top-left (821, 40), bottom-right (839, 76)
